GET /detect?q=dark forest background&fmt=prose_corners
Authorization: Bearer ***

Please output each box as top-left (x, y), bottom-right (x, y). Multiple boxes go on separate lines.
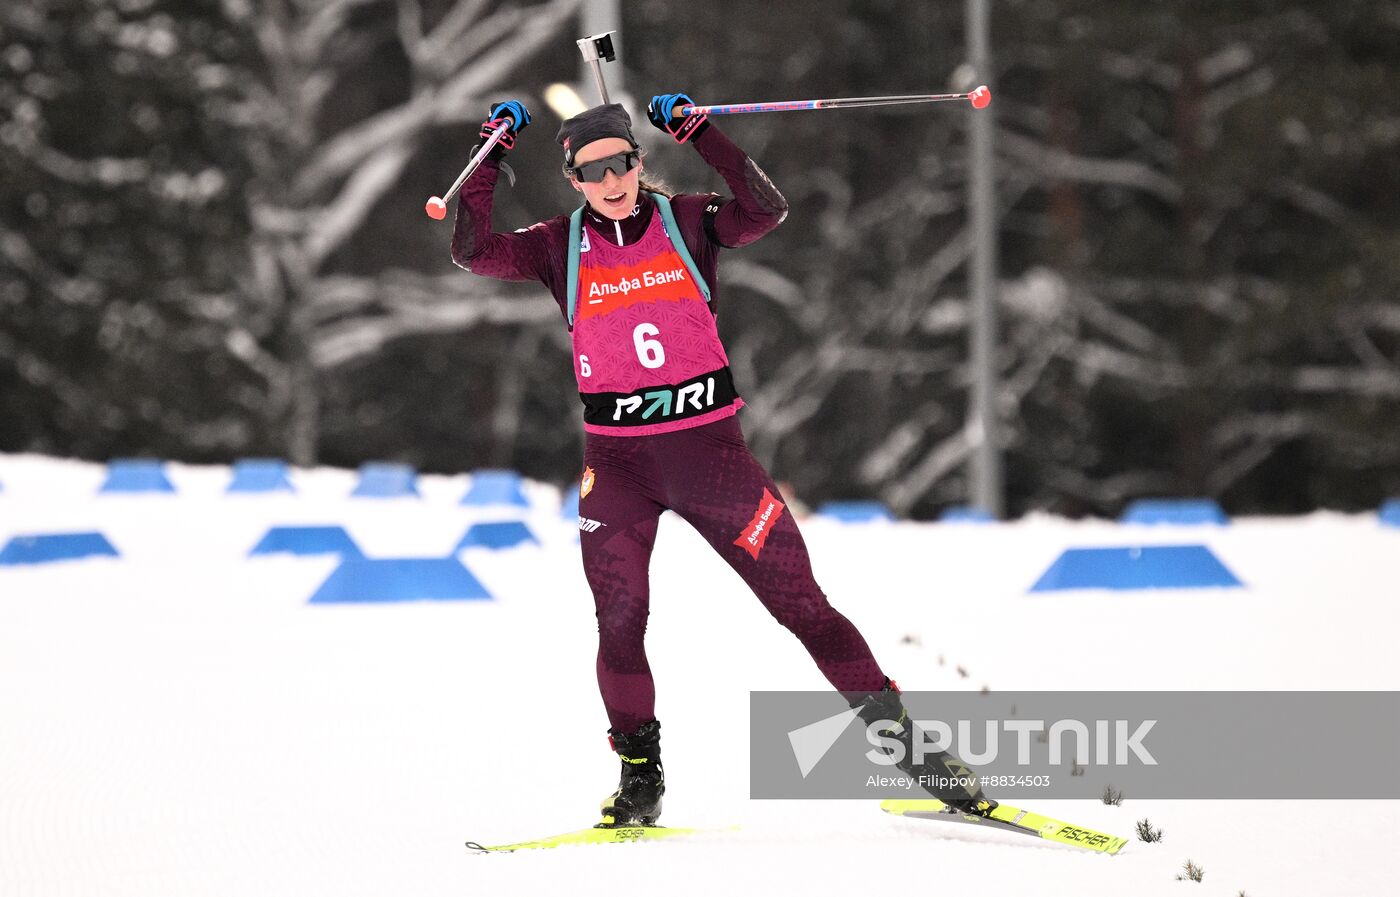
top-left (3, 0), bottom-right (1399, 517)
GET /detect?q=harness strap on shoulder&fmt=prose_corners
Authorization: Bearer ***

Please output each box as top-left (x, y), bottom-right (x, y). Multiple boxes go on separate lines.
top-left (651, 193), bottom-right (711, 303)
top-left (566, 204), bottom-right (585, 328)
top-left (567, 193), bottom-right (710, 328)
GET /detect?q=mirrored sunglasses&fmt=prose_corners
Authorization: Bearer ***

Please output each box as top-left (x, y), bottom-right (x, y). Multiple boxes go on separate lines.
top-left (568, 150), bottom-right (642, 184)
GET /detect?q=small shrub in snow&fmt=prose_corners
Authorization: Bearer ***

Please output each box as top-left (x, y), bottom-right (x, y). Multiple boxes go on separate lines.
top-left (1136, 818), bottom-right (1163, 842)
top-left (1175, 859), bottom-right (1205, 882)
top-left (1102, 785), bottom-right (1124, 806)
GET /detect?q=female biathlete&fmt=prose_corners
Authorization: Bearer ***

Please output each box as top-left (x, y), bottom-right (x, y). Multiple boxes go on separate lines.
top-left (451, 96), bottom-right (987, 826)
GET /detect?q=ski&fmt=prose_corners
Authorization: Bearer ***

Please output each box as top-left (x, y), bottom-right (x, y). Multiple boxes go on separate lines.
top-left (466, 824), bottom-right (717, 853)
top-left (881, 799), bottom-right (1128, 855)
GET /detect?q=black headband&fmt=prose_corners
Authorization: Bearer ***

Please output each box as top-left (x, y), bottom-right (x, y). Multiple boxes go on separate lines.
top-left (556, 103), bottom-right (639, 167)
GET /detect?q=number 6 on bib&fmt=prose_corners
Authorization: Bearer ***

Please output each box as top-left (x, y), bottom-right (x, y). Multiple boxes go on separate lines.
top-left (568, 191), bottom-right (738, 435)
top-left (634, 323), bottom-right (666, 369)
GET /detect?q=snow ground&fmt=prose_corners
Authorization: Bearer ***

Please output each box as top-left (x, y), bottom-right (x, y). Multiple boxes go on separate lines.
top-left (1, 454), bottom-right (1397, 896)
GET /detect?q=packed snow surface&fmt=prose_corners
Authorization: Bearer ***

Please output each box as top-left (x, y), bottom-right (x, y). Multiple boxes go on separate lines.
top-left (1, 454), bottom-right (1396, 896)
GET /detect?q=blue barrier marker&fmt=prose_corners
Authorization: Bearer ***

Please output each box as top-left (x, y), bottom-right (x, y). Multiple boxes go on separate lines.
top-left (99, 459), bottom-right (176, 494)
top-left (816, 501), bottom-right (895, 523)
top-left (939, 505), bottom-right (996, 523)
top-left (0, 532), bottom-right (120, 566)
top-left (461, 469), bottom-right (530, 507)
top-left (309, 558), bottom-right (492, 604)
top-left (456, 521), bottom-right (539, 551)
top-left (1380, 499), bottom-right (1400, 528)
top-left (249, 526), bottom-right (363, 559)
top-left (351, 463), bottom-right (419, 498)
top-left (228, 459), bottom-right (295, 493)
top-left (561, 486), bottom-right (581, 520)
top-left (1030, 544), bottom-right (1243, 592)
top-left (1120, 499), bottom-right (1228, 526)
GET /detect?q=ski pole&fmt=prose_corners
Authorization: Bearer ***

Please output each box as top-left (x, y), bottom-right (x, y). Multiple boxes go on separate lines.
top-left (680, 86), bottom-right (991, 116)
top-left (424, 121), bottom-right (510, 220)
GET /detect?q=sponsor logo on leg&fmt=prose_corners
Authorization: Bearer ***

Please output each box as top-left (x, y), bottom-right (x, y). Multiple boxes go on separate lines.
top-left (579, 516), bottom-right (607, 533)
top-left (734, 487), bottom-right (786, 560)
top-left (580, 466), bottom-right (596, 499)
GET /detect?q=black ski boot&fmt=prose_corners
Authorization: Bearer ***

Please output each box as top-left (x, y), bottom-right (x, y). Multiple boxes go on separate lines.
top-left (599, 719), bottom-right (665, 827)
top-left (851, 679), bottom-right (996, 816)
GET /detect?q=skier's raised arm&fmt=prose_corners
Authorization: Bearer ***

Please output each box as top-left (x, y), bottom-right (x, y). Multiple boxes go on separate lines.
top-left (450, 101), bottom-right (566, 291)
top-left (646, 93), bottom-right (789, 249)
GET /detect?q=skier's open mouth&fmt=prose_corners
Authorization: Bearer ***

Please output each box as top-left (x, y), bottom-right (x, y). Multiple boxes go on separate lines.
top-left (603, 192), bottom-right (627, 207)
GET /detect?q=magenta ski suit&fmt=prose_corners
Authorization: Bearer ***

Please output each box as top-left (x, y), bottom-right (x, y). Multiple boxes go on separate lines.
top-left (452, 124), bottom-right (887, 731)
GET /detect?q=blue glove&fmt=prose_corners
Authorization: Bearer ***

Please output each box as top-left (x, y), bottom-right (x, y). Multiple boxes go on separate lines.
top-left (481, 100), bottom-right (531, 152)
top-left (647, 93), bottom-right (709, 144)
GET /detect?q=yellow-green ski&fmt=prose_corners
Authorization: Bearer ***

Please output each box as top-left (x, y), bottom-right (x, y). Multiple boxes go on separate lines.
top-left (881, 799), bottom-right (1128, 855)
top-left (466, 825), bottom-right (711, 853)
